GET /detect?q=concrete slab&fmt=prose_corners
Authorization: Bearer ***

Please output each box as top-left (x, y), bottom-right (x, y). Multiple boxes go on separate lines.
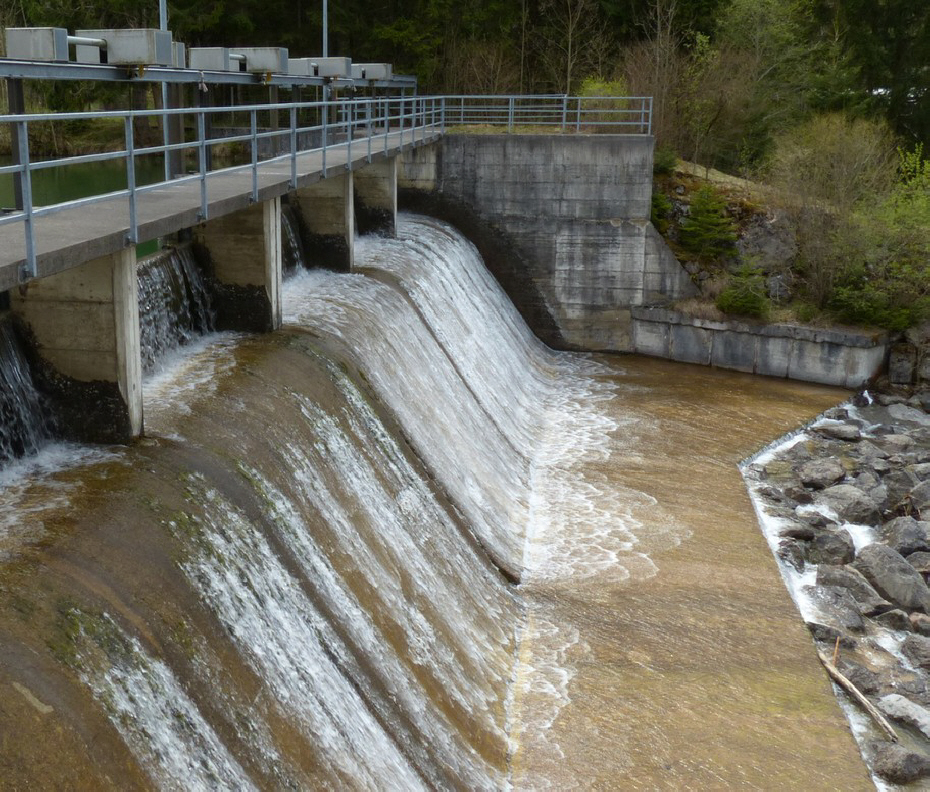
top-left (0, 129), bottom-right (441, 292)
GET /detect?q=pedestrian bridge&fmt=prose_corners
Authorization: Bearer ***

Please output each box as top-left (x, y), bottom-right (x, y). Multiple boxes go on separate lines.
top-left (0, 90), bottom-right (653, 441)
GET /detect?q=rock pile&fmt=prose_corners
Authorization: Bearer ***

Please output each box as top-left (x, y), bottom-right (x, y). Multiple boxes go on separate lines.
top-left (744, 387), bottom-right (930, 785)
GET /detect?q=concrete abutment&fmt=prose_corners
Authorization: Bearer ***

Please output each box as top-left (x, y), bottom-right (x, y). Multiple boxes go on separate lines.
top-left (12, 248), bottom-right (143, 443)
top-left (354, 157), bottom-right (398, 237)
top-left (294, 173), bottom-right (355, 271)
top-left (194, 196), bottom-right (284, 334)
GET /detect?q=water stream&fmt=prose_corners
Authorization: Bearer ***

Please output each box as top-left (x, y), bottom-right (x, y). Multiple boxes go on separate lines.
top-left (0, 215), bottom-right (868, 788)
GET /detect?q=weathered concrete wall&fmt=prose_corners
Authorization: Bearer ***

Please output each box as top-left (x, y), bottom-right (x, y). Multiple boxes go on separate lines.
top-left (11, 248), bottom-right (143, 442)
top-left (355, 157), bottom-right (398, 237)
top-left (400, 135), bottom-right (693, 351)
top-left (632, 306), bottom-right (889, 388)
top-left (194, 197), bottom-right (283, 333)
top-left (294, 173), bottom-right (355, 271)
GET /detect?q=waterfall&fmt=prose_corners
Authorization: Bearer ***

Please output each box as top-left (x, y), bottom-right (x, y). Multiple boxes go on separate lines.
top-left (281, 202), bottom-right (308, 274)
top-left (0, 213), bottom-right (629, 788)
top-left (0, 318), bottom-right (51, 466)
top-left (137, 246), bottom-right (215, 374)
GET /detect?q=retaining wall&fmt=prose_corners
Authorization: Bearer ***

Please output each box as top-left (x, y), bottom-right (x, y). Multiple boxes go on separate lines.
top-left (631, 306), bottom-right (889, 389)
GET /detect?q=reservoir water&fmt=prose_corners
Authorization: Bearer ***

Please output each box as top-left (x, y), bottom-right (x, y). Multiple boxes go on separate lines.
top-left (0, 215), bottom-right (871, 788)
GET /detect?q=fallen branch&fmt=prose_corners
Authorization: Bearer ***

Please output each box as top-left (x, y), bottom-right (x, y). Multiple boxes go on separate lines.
top-left (818, 650), bottom-right (898, 742)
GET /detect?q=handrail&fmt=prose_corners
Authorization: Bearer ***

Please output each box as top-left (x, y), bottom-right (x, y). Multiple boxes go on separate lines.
top-left (1, 94), bottom-right (652, 282)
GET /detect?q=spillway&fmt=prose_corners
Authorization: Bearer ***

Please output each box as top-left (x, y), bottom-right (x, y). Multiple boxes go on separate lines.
top-left (0, 215), bottom-right (869, 789)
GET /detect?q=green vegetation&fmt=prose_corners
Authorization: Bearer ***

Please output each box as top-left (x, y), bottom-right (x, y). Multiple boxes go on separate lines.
top-left (678, 186), bottom-right (736, 262)
top-left (2, 0), bottom-right (926, 157)
top-left (716, 264), bottom-right (770, 319)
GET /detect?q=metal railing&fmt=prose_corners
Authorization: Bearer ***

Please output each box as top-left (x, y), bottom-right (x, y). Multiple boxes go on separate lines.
top-left (0, 94), bottom-right (652, 282)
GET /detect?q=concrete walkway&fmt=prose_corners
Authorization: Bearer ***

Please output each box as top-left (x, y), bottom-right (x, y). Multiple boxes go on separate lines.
top-left (0, 126), bottom-right (441, 291)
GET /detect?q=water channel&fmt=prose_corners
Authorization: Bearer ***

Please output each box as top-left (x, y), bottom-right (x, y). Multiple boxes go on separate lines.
top-left (0, 215), bottom-right (871, 788)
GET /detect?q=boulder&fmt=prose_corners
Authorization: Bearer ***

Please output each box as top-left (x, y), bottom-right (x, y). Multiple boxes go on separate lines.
top-left (907, 551), bottom-right (930, 575)
top-left (872, 609), bottom-right (912, 632)
top-left (884, 469), bottom-right (921, 511)
top-left (816, 564), bottom-right (893, 616)
top-left (853, 543), bottom-right (930, 614)
top-left (807, 530), bottom-right (855, 566)
top-left (796, 509), bottom-right (836, 529)
top-left (903, 634), bottom-right (930, 669)
top-left (805, 621), bottom-right (856, 649)
top-left (889, 402), bottom-right (930, 426)
top-left (878, 433), bottom-right (915, 454)
top-left (870, 742), bottom-right (930, 784)
top-left (783, 485), bottom-right (814, 504)
top-left (878, 694), bottom-right (930, 739)
top-left (913, 462), bottom-right (930, 481)
top-left (911, 613), bottom-right (930, 637)
top-left (780, 524), bottom-right (815, 541)
top-left (804, 585), bottom-right (865, 633)
top-left (797, 458), bottom-right (845, 490)
top-left (881, 516), bottom-right (930, 556)
top-left (813, 423), bottom-right (861, 442)
top-left (776, 539), bottom-right (805, 573)
top-left (912, 480), bottom-right (930, 517)
top-left (817, 484), bottom-right (880, 525)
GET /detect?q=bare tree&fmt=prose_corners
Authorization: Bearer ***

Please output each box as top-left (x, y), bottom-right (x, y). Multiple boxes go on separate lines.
top-left (535, 0), bottom-right (603, 93)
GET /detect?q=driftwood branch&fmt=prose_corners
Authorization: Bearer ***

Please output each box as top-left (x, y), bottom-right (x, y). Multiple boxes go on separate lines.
top-left (818, 650), bottom-right (898, 742)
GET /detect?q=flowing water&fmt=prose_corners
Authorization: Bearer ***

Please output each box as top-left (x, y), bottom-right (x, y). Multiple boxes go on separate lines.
top-left (138, 246), bottom-right (216, 375)
top-left (0, 319), bottom-right (51, 466)
top-left (0, 215), bottom-right (873, 788)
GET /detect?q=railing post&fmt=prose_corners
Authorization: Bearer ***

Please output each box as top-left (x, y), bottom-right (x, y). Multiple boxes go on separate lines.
top-left (197, 111), bottom-right (208, 221)
top-left (367, 99), bottom-right (372, 163)
top-left (16, 120), bottom-right (36, 281)
top-left (7, 77), bottom-right (25, 211)
top-left (322, 99), bottom-right (328, 177)
top-left (441, 96), bottom-right (446, 134)
top-left (508, 96), bottom-right (515, 133)
top-left (250, 109), bottom-right (258, 202)
top-left (384, 98), bottom-right (389, 155)
top-left (290, 106), bottom-right (298, 189)
top-left (576, 96), bottom-right (582, 132)
top-left (346, 100), bottom-right (353, 169)
top-left (124, 116), bottom-right (138, 244)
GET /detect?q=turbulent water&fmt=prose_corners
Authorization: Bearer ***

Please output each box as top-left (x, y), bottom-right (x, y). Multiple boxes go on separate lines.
top-left (0, 214), bottom-right (863, 789)
top-left (0, 319), bottom-right (50, 466)
top-left (137, 246), bottom-right (215, 374)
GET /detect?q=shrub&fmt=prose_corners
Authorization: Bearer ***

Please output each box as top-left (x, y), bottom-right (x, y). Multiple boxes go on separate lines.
top-left (679, 186), bottom-right (737, 262)
top-left (653, 146), bottom-right (678, 175)
top-left (651, 191), bottom-right (672, 232)
top-left (716, 264), bottom-right (770, 318)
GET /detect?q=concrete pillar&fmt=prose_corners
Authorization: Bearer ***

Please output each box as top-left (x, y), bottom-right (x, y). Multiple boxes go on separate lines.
top-left (194, 196), bottom-right (283, 333)
top-left (294, 172), bottom-right (355, 271)
top-left (354, 157), bottom-right (398, 237)
top-left (11, 248), bottom-right (143, 443)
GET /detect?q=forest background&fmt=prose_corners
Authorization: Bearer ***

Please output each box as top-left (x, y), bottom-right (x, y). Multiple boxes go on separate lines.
top-left (1, 0), bottom-right (928, 329)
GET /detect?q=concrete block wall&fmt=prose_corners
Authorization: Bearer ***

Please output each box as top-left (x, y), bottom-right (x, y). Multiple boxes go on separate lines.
top-left (401, 135), bottom-right (693, 352)
top-left (631, 307), bottom-right (889, 389)
top-left (11, 248), bottom-right (143, 442)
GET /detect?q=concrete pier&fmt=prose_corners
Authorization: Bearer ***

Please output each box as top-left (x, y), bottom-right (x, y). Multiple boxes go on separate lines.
top-left (194, 197), bottom-right (283, 333)
top-left (355, 157), bottom-right (398, 237)
top-left (11, 248), bottom-right (143, 443)
top-left (294, 173), bottom-right (355, 271)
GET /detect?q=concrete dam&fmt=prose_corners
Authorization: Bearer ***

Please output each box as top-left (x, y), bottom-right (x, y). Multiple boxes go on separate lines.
top-left (0, 130), bottom-right (874, 787)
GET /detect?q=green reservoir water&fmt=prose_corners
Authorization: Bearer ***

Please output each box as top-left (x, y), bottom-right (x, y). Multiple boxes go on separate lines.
top-left (1, 155), bottom-right (167, 254)
top-left (0, 155), bottom-right (165, 209)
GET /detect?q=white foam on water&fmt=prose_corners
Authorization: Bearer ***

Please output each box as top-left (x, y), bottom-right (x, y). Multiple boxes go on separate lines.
top-left (143, 334), bottom-right (240, 427)
top-left (172, 477), bottom-right (427, 791)
top-left (77, 614), bottom-right (255, 791)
